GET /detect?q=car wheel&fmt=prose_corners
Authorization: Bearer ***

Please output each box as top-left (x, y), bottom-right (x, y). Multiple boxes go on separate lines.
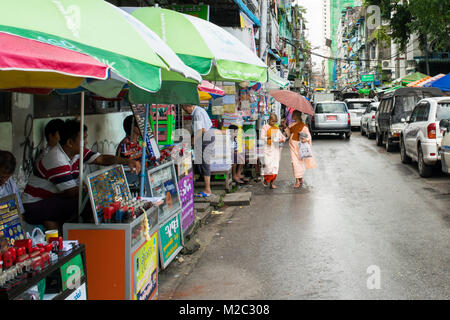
top-left (386, 137), bottom-right (395, 152)
top-left (418, 145), bottom-right (433, 178)
top-left (400, 138), bottom-right (412, 164)
top-left (345, 132), bottom-right (351, 140)
top-left (360, 125), bottom-right (366, 136)
top-left (376, 130), bottom-right (383, 146)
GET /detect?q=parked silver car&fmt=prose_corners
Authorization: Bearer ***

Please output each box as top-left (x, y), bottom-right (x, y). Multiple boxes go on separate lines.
top-left (310, 101), bottom-right (351, 139)
top-left (360, 102), bottom-right (379, 139)
top-left (344, 98), bottom-right (373, 129)
top-left (400, 97), bottom-right (450, 177)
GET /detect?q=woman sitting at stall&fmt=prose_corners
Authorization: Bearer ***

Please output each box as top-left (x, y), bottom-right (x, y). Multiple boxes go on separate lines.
top-left (284, 110), bottom-right (316, 188)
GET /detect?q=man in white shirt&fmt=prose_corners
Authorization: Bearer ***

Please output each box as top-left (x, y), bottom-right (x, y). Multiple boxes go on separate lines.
top-left (22, 119), bottom-right (141, 232)
top-left (182, 105), bottom-right (214, 197)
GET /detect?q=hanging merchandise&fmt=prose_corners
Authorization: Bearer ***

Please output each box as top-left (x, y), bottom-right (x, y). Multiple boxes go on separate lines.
top-left (131, 104), bottom-right (161, 165)
top-left (149, 105), bottom-right (177, 146)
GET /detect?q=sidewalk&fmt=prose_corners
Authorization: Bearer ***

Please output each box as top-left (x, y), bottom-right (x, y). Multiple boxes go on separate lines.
top-left (158, 147), bottom-right (298, 299)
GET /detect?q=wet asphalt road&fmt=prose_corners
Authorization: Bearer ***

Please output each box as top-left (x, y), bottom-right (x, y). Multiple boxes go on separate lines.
top-left (159, 132), bottom-right (450, 300)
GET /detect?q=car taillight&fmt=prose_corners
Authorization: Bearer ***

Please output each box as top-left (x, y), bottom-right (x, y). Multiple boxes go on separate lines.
top-left (427, 123), bottom-right (436, 139)
top-left (348, 113), bottom-right (351, 125)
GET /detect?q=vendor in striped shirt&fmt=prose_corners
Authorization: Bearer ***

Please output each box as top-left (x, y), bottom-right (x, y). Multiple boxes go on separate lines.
top-left (22, 119), bottom-right (141, 233)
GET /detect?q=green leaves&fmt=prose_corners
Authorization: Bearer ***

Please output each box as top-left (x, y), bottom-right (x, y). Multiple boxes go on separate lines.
top-left (408, 0), bottom-right (450, 51)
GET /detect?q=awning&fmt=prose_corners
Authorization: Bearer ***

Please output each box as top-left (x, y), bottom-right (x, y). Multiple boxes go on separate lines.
top-left (406, 76), bottom-right (431, 87)
top-left (421, 74), bottom-right (446, 87)
top-left (401, 72), bottom-right (429, 85)
top-left (233, 0), bottom-right (261, 27)
top-left (424, 73), bottom-right (450, 91)
top-left (267, 69), bottom-right (290, 89)
top-left (268, 48), bottom-right (281, 61)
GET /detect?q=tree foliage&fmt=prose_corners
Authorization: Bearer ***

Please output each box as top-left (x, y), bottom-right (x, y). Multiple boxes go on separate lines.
top-left (364, 0), bottom-right (450, 52)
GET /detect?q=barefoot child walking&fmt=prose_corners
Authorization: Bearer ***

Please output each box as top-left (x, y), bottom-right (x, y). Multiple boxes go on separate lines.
top-left (260, 114), bottom-right (286, 189)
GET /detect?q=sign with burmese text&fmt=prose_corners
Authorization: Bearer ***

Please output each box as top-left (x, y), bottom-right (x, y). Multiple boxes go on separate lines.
top-left (178, 171), bottom-right (195, 233)
top-left (158, 213), bottom-right (183, 269)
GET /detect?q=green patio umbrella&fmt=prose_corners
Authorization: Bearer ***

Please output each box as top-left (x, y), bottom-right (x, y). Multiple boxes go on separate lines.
top-left (0, 0), bottom-right (203, 210)
top-left (0, 0), bottom-right (201, 95)
top-left (401, 72), bottom-right (428, 86)
top-left (126, 7), bottom-right (268, 83)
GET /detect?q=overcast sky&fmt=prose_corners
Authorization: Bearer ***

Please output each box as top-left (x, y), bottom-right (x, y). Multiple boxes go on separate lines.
top-left (296, 0), bottom-right (325, 70)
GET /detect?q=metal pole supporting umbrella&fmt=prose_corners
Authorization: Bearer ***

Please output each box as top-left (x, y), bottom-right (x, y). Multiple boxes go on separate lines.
top-left (78, 92), bottom-right (85, 215)
top-left (140, 104), bottom-right (150, 197)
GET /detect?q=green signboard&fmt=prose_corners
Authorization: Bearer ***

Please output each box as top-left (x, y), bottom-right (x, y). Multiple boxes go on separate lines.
top-left (361, 74), bottom-right (375, 82)
top-left (159, 213), bottom-right (183, 269)
top-left (60, 253), bottom-right (85, 291)
top-left (169, 5), bottom-right (210, 21)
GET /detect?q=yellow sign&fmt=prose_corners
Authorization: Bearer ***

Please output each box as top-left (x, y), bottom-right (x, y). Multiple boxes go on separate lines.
top-left (132, 232), bottom-right (158, 300)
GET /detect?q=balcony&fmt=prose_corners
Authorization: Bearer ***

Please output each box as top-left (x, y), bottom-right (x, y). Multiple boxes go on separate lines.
top-left (243, 0), bottom-right (259, 15)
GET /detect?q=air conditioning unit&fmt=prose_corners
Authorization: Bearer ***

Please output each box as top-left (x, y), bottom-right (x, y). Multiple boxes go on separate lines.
top-left (382, 60), bottom-right (392, 70)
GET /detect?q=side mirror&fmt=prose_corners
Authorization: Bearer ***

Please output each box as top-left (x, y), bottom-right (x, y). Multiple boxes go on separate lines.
top-left (401, 118), bottom-right (406, 123)
top-left (440, 119), bottom-right (450, 132)
top-left (405, 116), bottom-right (411, 123)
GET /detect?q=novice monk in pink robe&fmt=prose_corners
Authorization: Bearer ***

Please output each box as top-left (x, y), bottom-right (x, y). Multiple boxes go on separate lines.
top-left (284, 110), bottom-right (316, 188)
top-left (260, 114), bottom-right (286, 189)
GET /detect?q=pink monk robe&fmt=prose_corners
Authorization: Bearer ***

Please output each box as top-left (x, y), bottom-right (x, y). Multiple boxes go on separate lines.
top-left (288, 122), bottom-right (316, 179)
top-left (260, 124), bottom-right (286, 177)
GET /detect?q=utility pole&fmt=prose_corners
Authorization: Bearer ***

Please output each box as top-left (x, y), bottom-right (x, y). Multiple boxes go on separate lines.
top-left (424, 35), bottom-right (431, 75)
top-left (259, 0), bottom-right (268, 61)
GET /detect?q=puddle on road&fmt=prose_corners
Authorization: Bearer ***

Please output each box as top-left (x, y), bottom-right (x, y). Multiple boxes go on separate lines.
top-left (251, 179), bottom-right (312, 196)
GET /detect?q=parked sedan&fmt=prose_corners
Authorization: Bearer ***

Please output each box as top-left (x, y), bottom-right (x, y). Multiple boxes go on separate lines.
top-left (400, 97), bottom-right (450, 177)
top-left (310, 101), bottom-right (351, 139)
top-left (360, 102), bottom-right (379, 139)
top-left (344, 98), bottom-right (373, 129)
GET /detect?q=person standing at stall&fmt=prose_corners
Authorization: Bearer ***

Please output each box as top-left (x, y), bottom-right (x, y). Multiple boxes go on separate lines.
top-left (0, 151), bottom-right (24, 214)
top-left (260, 114), bottom-right (286, 189)
top-left (284, 110), bottom-right (316, 188)
top-left (22, 119), bottom-right (142, 233)
top-left (182, 104), bottom-right (214, 197)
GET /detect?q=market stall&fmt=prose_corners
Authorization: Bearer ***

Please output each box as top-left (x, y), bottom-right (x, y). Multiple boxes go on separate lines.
top-left (0, 194), bottom-right (86, 300)
top-left (63, 165), bottom-right (159, 300)
top-left (0, 1), bottom-right (203, 301)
